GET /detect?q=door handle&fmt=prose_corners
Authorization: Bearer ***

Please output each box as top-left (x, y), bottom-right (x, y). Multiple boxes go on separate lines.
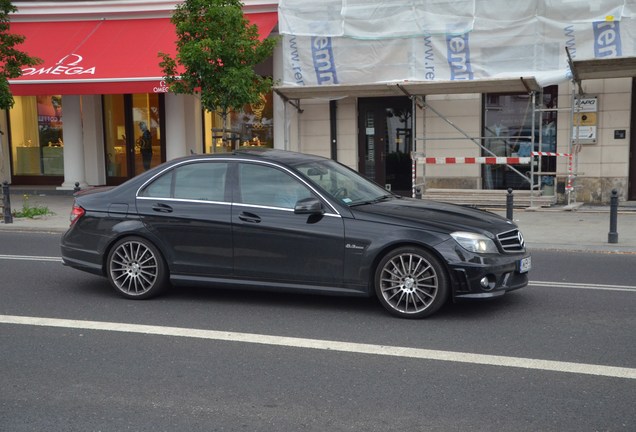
top-left (239, 212), bottom-right (261, 223)
top-left (152, 203), bottom-right (173, 213)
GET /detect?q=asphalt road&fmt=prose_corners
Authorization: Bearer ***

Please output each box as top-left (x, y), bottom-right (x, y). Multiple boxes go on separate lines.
top-left (1, 232), bottom-right (635, 431)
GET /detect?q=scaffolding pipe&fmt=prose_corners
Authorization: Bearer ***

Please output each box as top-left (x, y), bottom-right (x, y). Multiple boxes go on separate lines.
top-left (530, 92), bottom-right (537, 207)
top-left (411, 96), bottom-right (417, 197)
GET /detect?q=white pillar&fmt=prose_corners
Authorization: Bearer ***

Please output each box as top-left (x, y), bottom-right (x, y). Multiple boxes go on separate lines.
top-left (59, 95), bottom-right (87, 190)
top-left (164, 93), bottom-right (188, 160)
top-left (273, 39), bottom-right (287, 150)
top-left (81, 95), bottom-right (106, 186)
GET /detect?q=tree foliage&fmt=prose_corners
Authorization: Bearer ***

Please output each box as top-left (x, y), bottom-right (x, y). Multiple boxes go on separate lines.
top-left (0, 0), bottom-right (41, 110)
top-left (160, 0), bottom-right (277, 137)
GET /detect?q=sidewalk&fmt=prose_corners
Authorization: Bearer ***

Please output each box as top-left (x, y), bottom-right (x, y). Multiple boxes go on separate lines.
top-left (2, 190), bottom-right (636, 254)
top-left (1, 192), bottom-right (74, 233)
top-left (492, 207), bottom-right (636, 254)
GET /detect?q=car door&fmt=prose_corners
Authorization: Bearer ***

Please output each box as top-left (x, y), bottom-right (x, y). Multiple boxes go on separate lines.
top-left (232, 161), bottom-right (345, 287)
top-left (136, 160), bottom-right (233, 277)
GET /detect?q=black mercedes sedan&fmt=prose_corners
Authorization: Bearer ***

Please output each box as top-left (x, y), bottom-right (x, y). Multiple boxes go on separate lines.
top-left (61, 149), bottom-right (531, 318)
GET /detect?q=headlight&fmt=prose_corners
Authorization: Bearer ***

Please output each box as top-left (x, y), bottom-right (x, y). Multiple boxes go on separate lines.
top-left (451, 231), bottom-right (498, 254)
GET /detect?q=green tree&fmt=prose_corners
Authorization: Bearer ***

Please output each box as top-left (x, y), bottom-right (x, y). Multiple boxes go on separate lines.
top-left (0, 0), bottom-right (41, 110)
top-left (160, 0), bottom-right (277, 150)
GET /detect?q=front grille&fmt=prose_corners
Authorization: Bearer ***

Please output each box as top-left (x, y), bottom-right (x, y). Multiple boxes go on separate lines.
top-left (497, 229), bottom-right (525, 253)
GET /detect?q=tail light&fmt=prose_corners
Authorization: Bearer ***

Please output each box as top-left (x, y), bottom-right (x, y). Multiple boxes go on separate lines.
top-left (69, 202), bottom-right (85, 226)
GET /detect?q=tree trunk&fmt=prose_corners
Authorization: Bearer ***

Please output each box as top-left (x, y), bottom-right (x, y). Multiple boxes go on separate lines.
top-left (221, 110), bottom-right (231, 151)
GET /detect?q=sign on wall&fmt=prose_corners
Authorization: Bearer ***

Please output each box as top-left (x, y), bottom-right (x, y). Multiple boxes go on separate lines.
top-left (572, 95), bottom-right (598, 145)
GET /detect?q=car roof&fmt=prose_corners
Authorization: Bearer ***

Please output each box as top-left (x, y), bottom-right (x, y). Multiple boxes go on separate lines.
top-left (237, 148), bottom-right (326, 163)
top-left (172, 148), bottom-right (329, 166)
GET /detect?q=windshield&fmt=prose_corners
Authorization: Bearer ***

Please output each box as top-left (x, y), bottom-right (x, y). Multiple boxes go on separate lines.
top-left (295, 159), bottom-right (395, 206)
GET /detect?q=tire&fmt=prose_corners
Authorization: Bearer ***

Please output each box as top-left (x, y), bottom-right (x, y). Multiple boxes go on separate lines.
top-left (374, 246), bottom-right (449, 319)
top-left (106, 236), bottom-right (168, 299)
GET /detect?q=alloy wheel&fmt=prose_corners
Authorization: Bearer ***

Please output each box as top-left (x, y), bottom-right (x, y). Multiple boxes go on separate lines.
top-left (109, 239), bottom-right (160, 297)
top-left (377, 250), bottom-right (442, 316)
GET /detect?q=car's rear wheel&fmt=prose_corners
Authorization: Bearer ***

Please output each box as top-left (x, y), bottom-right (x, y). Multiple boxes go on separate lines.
top-left (374, 246), bottom-right (448, 318)
top-left (106, 236), bottom-right (168, 299)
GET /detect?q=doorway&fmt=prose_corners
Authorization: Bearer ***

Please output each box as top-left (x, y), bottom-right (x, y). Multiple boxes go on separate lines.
top-left (358, 97), bottom-right (413, 195)
top-left (103, 94), bottom-right (165, 185)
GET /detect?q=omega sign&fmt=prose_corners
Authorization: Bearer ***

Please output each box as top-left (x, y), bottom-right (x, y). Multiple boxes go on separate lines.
top-left (153, 80), bottom-right (169, 93)
top-left (22, 54), bottom-right (96, 76)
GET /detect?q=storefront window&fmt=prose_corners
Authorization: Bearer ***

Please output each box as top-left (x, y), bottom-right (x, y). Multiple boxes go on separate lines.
top-left (132, 93), bottom-right (162, 172)
top-left (9, 95), bottom-right (64, 178)
top-left (203, 92), bottom-right (274, 153)
top-left (482, 86), bottom-right (557, 190)
top-left (103, 94), bottom-right (163, 184)
top-left (104, 95), bottom-right (127, 178)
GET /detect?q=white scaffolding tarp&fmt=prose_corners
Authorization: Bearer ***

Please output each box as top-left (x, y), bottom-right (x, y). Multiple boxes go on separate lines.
top-left (279, 0), bottom-right (635, 91)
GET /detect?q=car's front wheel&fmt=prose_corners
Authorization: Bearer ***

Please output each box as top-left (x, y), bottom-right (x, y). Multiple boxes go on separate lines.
top-left (374, 246), bottom-right (449, 318)
top-left (106, 236), bottom-right (168, 299)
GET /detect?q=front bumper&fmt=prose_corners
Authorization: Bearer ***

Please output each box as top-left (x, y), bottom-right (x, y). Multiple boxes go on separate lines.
top-left (449, 261), bottom-right (529, 300)
top-left (436, 239), bottom-right (530, 301)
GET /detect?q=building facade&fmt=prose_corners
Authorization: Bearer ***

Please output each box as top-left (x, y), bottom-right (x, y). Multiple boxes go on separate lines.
top-left (2, 0), bottom-right (635, 205)
top-left (274, 0), bottom-right (636, 204)
top-left (1, 0), bottom-right (278, 189)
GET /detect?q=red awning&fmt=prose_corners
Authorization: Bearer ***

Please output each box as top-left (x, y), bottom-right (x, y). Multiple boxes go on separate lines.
top-left (8, 13), bottom-right (278, 95)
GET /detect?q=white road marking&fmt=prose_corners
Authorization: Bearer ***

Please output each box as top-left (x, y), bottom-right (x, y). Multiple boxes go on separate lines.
top-left (1, 314), bottom-right (634, 380)
top-left (0, 254), bottom-right (63, 262)
top-left (530, 281), bottom-right (636, 292)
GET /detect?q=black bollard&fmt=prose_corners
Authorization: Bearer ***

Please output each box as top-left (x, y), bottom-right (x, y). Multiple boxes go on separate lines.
top-left (73, 182), bottom-right (81, 193)
top-left (506, 188), bottom-right (514, 220)
top-left (2, 181), bottom-right (13, 224)
top-left (608, 189), bottom-right (618, 244)
top-left (415, 187), bottom-right (422, 199)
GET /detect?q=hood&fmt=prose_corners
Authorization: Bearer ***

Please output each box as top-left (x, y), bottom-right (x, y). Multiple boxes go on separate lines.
top-left (351, 197), bottom-right (516, 235)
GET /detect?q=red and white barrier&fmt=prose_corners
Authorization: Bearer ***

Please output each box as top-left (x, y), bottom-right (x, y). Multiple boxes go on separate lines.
top-left (411, 151), bottom-right (575, 197)
top-left (418, 156), bottom-right (531, 165)
top-left (531, 151), bottom-right (571, 157)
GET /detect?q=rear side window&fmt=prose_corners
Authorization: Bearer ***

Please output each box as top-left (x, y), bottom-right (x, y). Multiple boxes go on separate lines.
top-left (140, 162), bottom-right (229, 202)
top-left (142, 172), bottom-right (172, 198)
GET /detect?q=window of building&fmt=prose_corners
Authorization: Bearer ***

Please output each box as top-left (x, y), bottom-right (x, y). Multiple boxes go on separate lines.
top-left (482, 86), bottom-right (558, 190)
top-left (203, 91), bottom-right (274, 153)
top-left (8, 95), bottom-right (64, 181)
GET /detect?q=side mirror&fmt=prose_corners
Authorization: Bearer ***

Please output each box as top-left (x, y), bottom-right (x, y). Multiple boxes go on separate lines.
top-left (294, 197), bottom-right (324, 215)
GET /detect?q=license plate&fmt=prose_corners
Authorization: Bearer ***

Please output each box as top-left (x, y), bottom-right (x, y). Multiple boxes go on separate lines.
top-left (519, 257), bottom-right (532, 273)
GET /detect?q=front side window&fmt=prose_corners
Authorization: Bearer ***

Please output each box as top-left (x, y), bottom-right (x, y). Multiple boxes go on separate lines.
top-left (237, 163), bottom-right (313, 209)
top-left (140, 162), bottom-right (228, 202)
top-left (296, 159), bottom-right (390, 206)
